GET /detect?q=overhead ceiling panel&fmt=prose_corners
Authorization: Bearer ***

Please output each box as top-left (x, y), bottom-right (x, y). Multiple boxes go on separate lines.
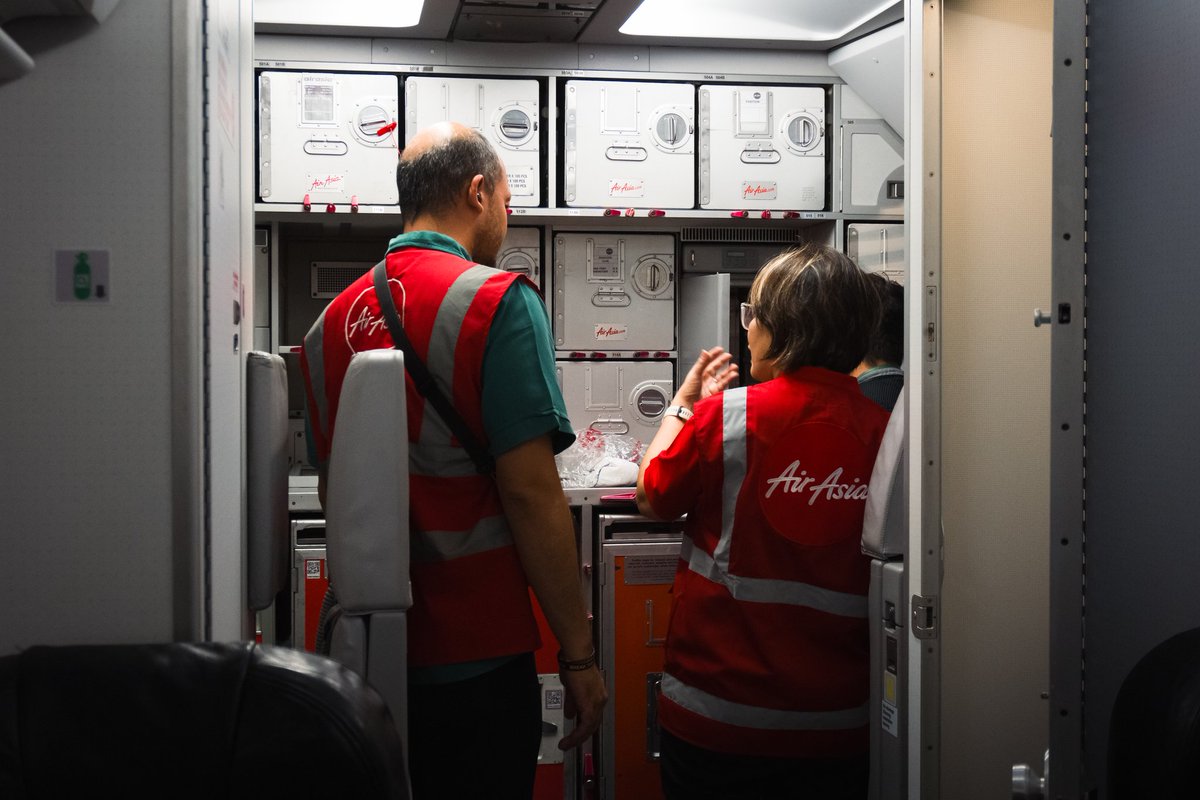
top-left (452, 2), bottom-right (604, 44)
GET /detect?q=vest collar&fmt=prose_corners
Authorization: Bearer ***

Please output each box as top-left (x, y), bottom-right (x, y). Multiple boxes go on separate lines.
top-left (387, 230), bottom-right (471, 261)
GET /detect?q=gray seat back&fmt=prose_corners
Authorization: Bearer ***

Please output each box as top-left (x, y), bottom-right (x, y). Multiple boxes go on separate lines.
top-left (863, 386), bottom-right (907, 560)
top-left (246, 351), bottom-right (289, 612)
top-left (324, 349), bottom-right (412, 761)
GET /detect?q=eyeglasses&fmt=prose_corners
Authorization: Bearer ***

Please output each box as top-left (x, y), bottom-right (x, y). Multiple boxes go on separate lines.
top-left (740, 302), bottom-right (756, 330)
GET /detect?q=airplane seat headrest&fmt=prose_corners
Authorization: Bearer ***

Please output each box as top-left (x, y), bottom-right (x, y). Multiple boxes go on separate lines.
top-left (0, 642), bottom-right (409, 799)
top-left (1109, 626), bottom-right (1200, 799)
top-left (863, 386), bottom-right (906, 560)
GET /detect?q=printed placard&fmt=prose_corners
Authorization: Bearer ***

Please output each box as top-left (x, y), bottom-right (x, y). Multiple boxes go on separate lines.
top-left (609, 178), bottom-right (646, 198)
top-left (742, 181), bottom-right (778, 200)
top-left (508, 169), bottom-right (535, 197)
top-left (624, 555), bottom-right (679, 585)
top-left (55, 249), bottom-right (110, 303)
top-left (594, 323), bottom-right (629, 342)
top-left (306, 173), bottom-right (346, 194)
top-left (882, 671), bottom-right (899, 736)
top-left (305, 559), bottom-right (323, 580)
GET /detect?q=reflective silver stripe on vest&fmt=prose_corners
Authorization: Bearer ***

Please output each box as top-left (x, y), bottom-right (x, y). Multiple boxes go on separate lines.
top-left (410, 441), bottom-right (479, 479)
top-left (411, 514), bottom-right (513, 563)
top-left (661, 673), bottom-right (868, 731)
top-left (420, 265), bottom-right (499, 447)
top-left (303, 307), bottom-right (330, 439)
top-left (681, 537), bottom-right (868, 618)
top-left (715, 387), bottom-right (748, 571)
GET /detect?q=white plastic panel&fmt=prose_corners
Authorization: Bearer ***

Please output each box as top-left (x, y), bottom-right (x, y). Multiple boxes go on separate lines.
top-left (843, 121), bottom-right (904, 215)
top-left (405, 76), bottom-right (541, 207)
top-left (498, 226), bottom-right (542, 288)
top-left (827, 20), bottom-right (905, 135)
top-left (846, 222), bottom-right (905, 285)
top-left (258, 71), bottom-right (399, 205)
top-left (699, 84), bottom-right (826, 210)
top-left (553, 233), bottom-right (675, 352)
top-left (556, 360), bottom-right (673, 447)
top-left (563, 80), bottom-right (695, 209)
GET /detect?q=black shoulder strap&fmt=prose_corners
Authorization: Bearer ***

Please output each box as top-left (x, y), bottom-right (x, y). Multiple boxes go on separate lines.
top-left (372, 261), bottom-right (496, 475)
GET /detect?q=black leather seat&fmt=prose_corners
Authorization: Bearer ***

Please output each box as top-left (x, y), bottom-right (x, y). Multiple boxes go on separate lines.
top-left (1109, 626), bottom-right (1200, 799)
top-left (0, 641), bottom-right (409, 799)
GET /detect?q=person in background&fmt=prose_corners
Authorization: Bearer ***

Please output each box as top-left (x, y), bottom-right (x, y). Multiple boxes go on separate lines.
top-left (853, 273), bottom-right (905, 412)
top-left (636, 243), bottom-right (889, 800)
top-left (301, 122), bottom-right (606, 799)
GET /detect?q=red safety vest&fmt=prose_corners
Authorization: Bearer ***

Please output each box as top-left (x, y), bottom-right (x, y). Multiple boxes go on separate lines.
top-left (301, 246), bottom-right (541, 666)
top-left (652, 368), bottom-right (889, 758)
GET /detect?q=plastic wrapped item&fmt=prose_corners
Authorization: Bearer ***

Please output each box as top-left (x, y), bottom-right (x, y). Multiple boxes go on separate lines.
top-left (556, 427), bottom-right (644, 488)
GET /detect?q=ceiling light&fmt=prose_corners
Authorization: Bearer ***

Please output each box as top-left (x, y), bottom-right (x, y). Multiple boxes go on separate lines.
top-left (619, 0), bottom-right (898, 42)
top-left (255, 0), bottom-right (425, 28)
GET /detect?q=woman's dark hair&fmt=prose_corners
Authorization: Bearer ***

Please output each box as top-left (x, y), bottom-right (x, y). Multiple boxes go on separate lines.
top-left (864, 272), bottom-right (904, 367)
top-left (396, 128), bottom-right (504, 220)
top-left (748, 243), bottom-right (881, 374)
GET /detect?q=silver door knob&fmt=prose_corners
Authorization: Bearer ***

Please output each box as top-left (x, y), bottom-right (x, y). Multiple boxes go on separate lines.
top-left (1033, 308), bottom-right (1053, 327)
top-left (1012, 749), bottom-right (1049, 799)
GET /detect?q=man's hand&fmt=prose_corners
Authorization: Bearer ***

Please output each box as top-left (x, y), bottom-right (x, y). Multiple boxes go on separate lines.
top-left (558, 665), bottom-right (608, 751)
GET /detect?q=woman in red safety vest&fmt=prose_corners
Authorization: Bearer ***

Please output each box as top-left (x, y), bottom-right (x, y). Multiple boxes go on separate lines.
top-left (637, 243), bottom-right (890, 800)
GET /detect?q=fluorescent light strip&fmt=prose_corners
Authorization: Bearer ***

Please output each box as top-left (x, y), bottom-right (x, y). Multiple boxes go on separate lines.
top-left (255, 0), bottom-right (425, 28)
top-left (619, 0), bottom-right (899, 42)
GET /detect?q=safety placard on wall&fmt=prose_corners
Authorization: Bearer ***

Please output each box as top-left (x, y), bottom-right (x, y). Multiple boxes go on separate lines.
top-left (55, 249), bottom-right (110, 303)
top-left (623, 555), bottom-right (679, 585)
top-left (882, 672), bottom-right (899, 737)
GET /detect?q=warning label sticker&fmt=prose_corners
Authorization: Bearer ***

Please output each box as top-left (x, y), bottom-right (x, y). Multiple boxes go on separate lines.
top-left (624, 555), bottom-right (679, 585)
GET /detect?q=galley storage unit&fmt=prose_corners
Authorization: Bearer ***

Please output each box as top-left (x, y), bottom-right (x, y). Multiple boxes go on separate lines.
top-left (405, 76), bottom-right (543, 207)
top-left (258, 72), bottom-right (400, 207)
top-left (563, 80), bottom-right (695, 209)
top-left (699, 84), bottom-right (827, 211)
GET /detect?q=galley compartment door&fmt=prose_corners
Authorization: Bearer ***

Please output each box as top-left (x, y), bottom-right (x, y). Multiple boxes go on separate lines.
top-left (258, 72), bottom-right (400, 205)
top-left (699, 84), bottom-right (827, 210)
top-left (563, 80), bottom-right (695, 209)
top-left (556, 360), bottom-right (674, 454)
top-left (553, 233), bottom-right (676, 352)
top-left (405, 76), bottom-right (541, 206)
top-left (498, 226), bottom-right (543, 289)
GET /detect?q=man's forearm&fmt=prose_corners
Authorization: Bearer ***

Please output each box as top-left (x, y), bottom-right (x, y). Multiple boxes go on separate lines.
top-left (495, 436), bottom-right (594, 660)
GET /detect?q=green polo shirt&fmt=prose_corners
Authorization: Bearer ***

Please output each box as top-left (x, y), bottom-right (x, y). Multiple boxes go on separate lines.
top-left (386, 230), bottom-right (574, 458)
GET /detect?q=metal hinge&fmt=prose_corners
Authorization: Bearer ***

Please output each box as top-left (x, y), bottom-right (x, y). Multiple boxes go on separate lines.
top-left (912, 594), bottom-right (938, 640)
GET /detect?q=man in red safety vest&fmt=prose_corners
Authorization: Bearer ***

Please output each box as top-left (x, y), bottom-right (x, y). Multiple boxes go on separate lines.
top-left (302, 122), bottom-right (606, 798)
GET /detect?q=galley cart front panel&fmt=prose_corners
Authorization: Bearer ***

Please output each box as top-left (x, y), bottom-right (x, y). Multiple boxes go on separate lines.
top-left (258, 72), bottom-right (400, 206)
top-left (557, 360), bottom-right (673, 449)
top-left (699, 84), bottom-right (827, 210)
top-left (405, 76), bottom-right (542, 207)
top-left (563, 80), bottom-right (695, 209)
top-left (846, 222), bottom-right (905, 285)
top-left (553, 233), bottom-right (676, 352)
top-left (498, 226), bottom-right (543, 288)
top-left (599, 534), bottom-right (682, 800)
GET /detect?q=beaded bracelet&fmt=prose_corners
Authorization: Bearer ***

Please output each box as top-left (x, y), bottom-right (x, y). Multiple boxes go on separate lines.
top-left (557, 648), bottom-right (597, 672)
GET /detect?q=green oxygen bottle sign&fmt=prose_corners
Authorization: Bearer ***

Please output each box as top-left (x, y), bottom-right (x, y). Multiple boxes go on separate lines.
top-left (55, 249), bottom-right (109, 303)
top-left (73, 252), bottom-right (92, 299)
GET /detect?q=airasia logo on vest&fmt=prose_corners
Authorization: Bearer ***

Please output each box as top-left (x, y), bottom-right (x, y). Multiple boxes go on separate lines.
top-left (758, 421), bottom-right (873, 546)
top-left (344, 279), bottom-right (405, 353)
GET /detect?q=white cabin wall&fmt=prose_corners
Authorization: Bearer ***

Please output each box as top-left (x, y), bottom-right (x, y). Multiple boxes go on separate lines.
top-left (941, 1), bottom-right (1052, 796)
top-left (0, 0), bottom-right (178, 652)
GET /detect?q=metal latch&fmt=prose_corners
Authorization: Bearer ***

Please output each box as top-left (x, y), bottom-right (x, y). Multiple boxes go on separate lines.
top-left (912, 594), bottom-right (938, 640)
